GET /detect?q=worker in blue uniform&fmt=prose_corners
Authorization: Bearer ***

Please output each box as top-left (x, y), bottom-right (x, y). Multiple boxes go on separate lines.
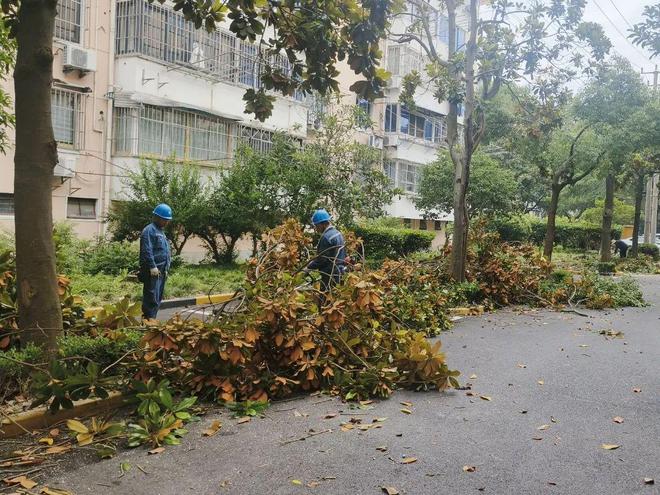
top-left (304, 209), bottom-right (346, 299)
top-left (139, 203), bottom-right (172, 319)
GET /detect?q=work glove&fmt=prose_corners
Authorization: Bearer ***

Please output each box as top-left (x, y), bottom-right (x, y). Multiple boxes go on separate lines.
top-left (150, 267), bottom-right (161, 277)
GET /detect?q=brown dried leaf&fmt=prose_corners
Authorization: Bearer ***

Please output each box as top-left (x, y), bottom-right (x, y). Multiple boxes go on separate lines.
top-left (237, 417), bottom-right (251, 424)
top-left (643, 478), bottom-right (654, 485)
top-left (601, 444), bottom-right (620, 450)
top-left (400, 408), bottom-right (412, 414)
top-left (401, 457), bottom-right (417, 464)
top-left (324, 413), bottom-right (338, 419)
top-left (381, 487), bottom-right (400, 495)
top-left (400, 401), bottom-right (413, 407)
top-left (49, 429), bottom-right (60, 437)
top-left (202, 420), bottom-right (222, 437)
top-left (613, 416), bottom-right (624, 424)
top-left (45, 446), bottom-right (71, 455)
top-left (7, 476), bottom-right (38, 489)
top-left (463, 465), bottom-right (477, 473)
top-left (148, 447), bottom-right (165, 455)
top-left (632, 388), bottom-right (641, 393)
top-left (479, 396), bottom-right (492, 401)
top-left (376, 446), bottom-right (388, 452)
top-left (41, 488), bottom-right (74, 495)
top-left (532, 437), bottom-right (543, 441)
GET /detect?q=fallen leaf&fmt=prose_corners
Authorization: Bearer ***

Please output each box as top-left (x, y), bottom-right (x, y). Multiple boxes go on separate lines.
top-left (537, 425), bottom-right (550, 431)
top-left (307, 481), bottom-right (321, 488)
top-left (7, 476), bottom-right (38, 489)
top-left (148, 447), bottom-right (165, 455)
top-left (324, 413), bottom-right (338, 419)
top-left (469, 374), bottom-right (477, 379)
top-left (632, 388), bottom-right (641, 393)
top-left (517, 363), bottom-right (527, 368)
top-left (462, 465), bottom-right (477, 473)
top-left (479, 396), bottom-right (492, 401)
top-left (237, 417), bottom-right (251, 424)
top-left (360, 400), bottom-right (374, 406)
top-left (49, 429), bottom-right (60, 437)
top-left (291, 479), bottom-right (302, 485)
top-left (119, 462), bottom-right (131, 476)
top-left (41, 488), bottom-right (73, 495)
top-left (520, 410), bottom-right (528, 414)
top-left (613, 416), bottom-right (624, 424)
top-left (548, 482), bottom-right (557, 486)
top-left (293, 410), bottom-right (303, 418)
top-left (532, 437), bottom-right (543, 441)
top-left (381, 487), bottom-right (399, 495)
top-left (401, 457), bottom-right (417, 464)
top-left (537, 380), bottom-right (544, 386)
top-left (219, 480), bottom-right (231, 488)
top-left (466, 391), bottom-right (475, 396)
top-left (601, 444), bottom-right (620, 450)
top-left (376, 446), bottom-right (388, 452)
top-left (202, 420), bottom-right (222, 437)
top-left (38, 438), bottom-right (54, 446)
top-left (643, 478), bottom-right (654, 485)
top-left (579, 344), bottom-right (589, 348)
top-left (400, 408), bottom-right (412, 414)
top-left (550, 416), bottom-right (558, 423)
top-left (45, 446), bottom-right (71, 455)
top-left (66, 419), bottom-right (88, 434)
top-left (373, 417), bottom-right (387, 423)
top-left (400, 401), bottom-right (413, 407)
top-left (340, 424), bottom-right (354, 432)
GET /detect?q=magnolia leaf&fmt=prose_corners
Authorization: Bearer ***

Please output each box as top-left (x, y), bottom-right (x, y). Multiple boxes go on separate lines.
top-left (7, 476), bottom-right (38, 489)
top-left (76, 433), bottom-right (95, 446)
top-left (400, 401), bottom-right (413, 407)
top-left (203, 420), bottom-right (222, 437)
top-left (38, 437), bottom-right (54, 445)
top-left (66, 419), bottom-right (88, 434)
top-left (400, 408), bottom-right (412, 414)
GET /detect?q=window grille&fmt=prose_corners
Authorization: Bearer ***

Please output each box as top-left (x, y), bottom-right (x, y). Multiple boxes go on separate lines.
top-left (55, 0), bottom-right (82, 43)
top-left (52, 87), bottom-right (85, 149)
top-left (0, 193), bottom-right (14, 215)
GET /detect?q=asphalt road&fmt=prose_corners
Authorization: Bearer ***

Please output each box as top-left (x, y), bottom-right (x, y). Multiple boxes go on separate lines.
top-left (45, 276), bottom-right (660, 495)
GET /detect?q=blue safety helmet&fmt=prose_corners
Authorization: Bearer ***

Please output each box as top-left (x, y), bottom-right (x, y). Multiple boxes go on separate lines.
top-left (153, 203), bottom-right (173, 220)
top-left (311, 208), bottom-right (332, 225)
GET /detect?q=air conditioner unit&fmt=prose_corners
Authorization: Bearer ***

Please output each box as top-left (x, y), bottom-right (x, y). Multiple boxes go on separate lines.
top-left (383, 135), bottom-right (399, 147)
top-left (62, 44), bottom-right (96, 73)
top-left (54, 153), bottom-right (76, 178)
top-left (368, 135), bottom-right (383, 149)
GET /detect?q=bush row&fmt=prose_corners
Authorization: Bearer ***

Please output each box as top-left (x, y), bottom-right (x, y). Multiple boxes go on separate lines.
top-left (353, 224), bottom-right (435, 260)
top-left (489, 215), bottom-right (622, 250)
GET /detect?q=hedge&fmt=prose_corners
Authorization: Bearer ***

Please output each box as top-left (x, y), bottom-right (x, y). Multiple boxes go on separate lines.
top-left (490, 216), bottom-right (622, 250)
top-left (353, 224), bottom-right (435, 260)
top-left (638, 243), bottom-right (659, 260)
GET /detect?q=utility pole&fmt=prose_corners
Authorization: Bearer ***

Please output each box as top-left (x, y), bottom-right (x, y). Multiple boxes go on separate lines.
top-left (642, 65), bottom-right (658, 244)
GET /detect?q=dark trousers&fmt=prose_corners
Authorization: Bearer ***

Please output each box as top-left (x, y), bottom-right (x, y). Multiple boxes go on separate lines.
top-left (142, 268), bottom-right (167, 319)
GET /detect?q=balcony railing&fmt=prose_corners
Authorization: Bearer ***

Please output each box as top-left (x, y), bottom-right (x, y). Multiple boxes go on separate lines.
top-left (116, 0), bottom-right (302, 99)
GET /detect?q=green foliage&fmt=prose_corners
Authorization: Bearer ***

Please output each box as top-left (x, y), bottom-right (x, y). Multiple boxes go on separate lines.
top-left (581, 198), bottom-right (635, 226)
top-left (488, 215), bottom-right (533, 243)
top-left (616, 255), bottom-right (658, 274)
top-left (53, 222), bottom-right (89, 275)
top-left (353, 224), bottom-right (434, 260)
top-left (638, 243), bottom-right (660, 260)
top-left (226, 400), bottom-right (269, 417)
top-left (416, 151), bottom-right (522, 218)
top-left (0, 22), bottom-right (14, 154)
top-left (83, 239), bottom-right (140, 276)
top-left (629, 4), bottom-right (660, 58)
top-left (107, 159), bottom-right (205, 255)
top-left (57, 331), bottom-right (142, 369)
top-left (596, 261), bottom-right (616, 275)
top-left (584, 275), bottom-right (646, 309)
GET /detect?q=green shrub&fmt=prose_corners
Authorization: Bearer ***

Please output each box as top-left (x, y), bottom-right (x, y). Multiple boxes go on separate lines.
top-left (53, 222), bottom-right (89, 274)
top-left (488, 215), bottom-right (532, 243)
top-left (0, 344), bottom-right (44, 395)
top-left (57, 331), bottom-right (143, 369)
top-left (353, 224), bottom-right (435, 260)
top-left (446, 281), bottom-right (482, 307)
top-left (616, 255), bottom-right (657, 273)
top-left (597, 261), bottom-right (616, 275)
top-left (83, 239), bottom-right (140, 276)
top-left (638, 243), bottom-right (659, 260)
top-left (586, 275), bottom-right (645, 308)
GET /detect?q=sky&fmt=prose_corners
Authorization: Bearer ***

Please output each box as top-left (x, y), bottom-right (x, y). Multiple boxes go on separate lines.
top-left (581, 0), bottom-right (657, 87)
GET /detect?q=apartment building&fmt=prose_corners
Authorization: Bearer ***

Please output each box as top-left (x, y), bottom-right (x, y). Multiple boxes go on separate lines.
top-left (0, 0), bottom-right (114, 238)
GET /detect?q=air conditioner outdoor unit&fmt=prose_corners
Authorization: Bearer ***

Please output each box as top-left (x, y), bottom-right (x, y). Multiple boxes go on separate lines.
top-left (62, 44), bottom-right (96, 73)
top-left (383, 135), bottom-right (399, 147)
top-left (54, 153), bottom-right (76, 178)
top-left (368, 135), bottom-right (384, 149)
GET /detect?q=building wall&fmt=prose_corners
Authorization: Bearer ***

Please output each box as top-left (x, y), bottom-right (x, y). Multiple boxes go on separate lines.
top-left (0, 0), bottom-right (114, 239)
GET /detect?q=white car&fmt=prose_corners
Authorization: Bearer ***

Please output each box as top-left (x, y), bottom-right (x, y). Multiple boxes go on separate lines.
top-left (622, 235), bottom-right (660, 248)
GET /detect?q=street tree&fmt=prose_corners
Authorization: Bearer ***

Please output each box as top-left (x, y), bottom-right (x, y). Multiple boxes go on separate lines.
top-left (0, 22), bottom-right (14, 154)
top-left (629, 3), bottom-right (660, 57)
top-left (108, 159), bottom-right (206, 256)
top-left (1, 0), bottom-right (392, 350)
top-left (390, 0), bottom-right (610, 280)
top-left (575, 59), bottom-right (651, 262)
top-left (416, 151), bottom-right (521, 218)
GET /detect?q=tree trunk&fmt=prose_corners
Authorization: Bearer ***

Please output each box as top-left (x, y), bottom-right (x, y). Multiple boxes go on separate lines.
top-left (599, 173), bottom-right (615, 262)
top-left (631, 174), bottom-right (645, 258)
top-left (449, 0), bottom-right (477, 282)
top-left (13, 0), bottom-right (62, 352)
top-left (543, 183), bottom-right (562, 260)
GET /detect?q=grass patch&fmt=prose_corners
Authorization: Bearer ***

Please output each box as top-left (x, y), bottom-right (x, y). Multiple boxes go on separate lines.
top-left (70, 264), bottom-right (245, 306)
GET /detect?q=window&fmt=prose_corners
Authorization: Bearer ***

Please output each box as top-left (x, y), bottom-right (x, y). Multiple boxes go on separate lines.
top-left (403, 218), bottom-right (412, 229)
top-left (398, 161), bottom-right (418, 193)
top-left (385, 104), bottom-right (398, 132)
top-left (356, 98), bottom-right (371, 128)
top-left (437, 15), bottom-right (449, 44)
top-left (55, 0), bottom-right (82, 43)
top-left (383, 160), bottom-right (396, 185)
top-left (51, 88), bottom-right (85, 149)
top-left (399, 105), bottom-right (447, 144)
top-left (419, 219), bottom-right (428, 230)
top-left (114, 105), bottom-right (232, 161)
top-left (456, 27), bottom-right (466, 52)
top-left (67, 198), bottom-right (96, 219)
top-left (434, 220), bottom-right (444, 231)
top-left (237, 125), bottom-right (275, 154)
top-left (0, 193), bottom-right (14, 215)
top-left (386, 45), bottom-right (401, 75)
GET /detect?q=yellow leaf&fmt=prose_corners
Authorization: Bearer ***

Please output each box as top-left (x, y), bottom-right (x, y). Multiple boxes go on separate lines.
top-left (291, 479), bottom-right (302, 485)
top-left (463, 465), bottom-right (477, 473)
top-left (537, 380), bottom-right (544, 385)
top-left (38, 437), bottom-right (54, 445)
top-left (601, 444), bottom-right (620, 450)
top-left (400, 401), bottom-right (413, 407)
top-left (479, 396), bottom-right (492, 401)
top-left (202, 420), bottom-right (222, 437)
top-left (7, 476), bottom-right (38, 489)
top-left (400, 408), bottom-right (412, 414)
top-left (76, 432), bottom-right (95, 446)
top-left (401, 457), bottom-right (417, 464)
top-left (66, 419), bottom-right (88, 434)
top-left (41, 488), bottom-right (74, 495)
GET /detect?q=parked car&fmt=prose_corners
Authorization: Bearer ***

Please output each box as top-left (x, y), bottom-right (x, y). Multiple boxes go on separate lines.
top-left (622, 235), bottom-right (660, 248)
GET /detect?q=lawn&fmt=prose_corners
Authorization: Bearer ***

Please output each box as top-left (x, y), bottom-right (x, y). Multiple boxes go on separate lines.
top-left (70, 264), bottom-right (246, 306)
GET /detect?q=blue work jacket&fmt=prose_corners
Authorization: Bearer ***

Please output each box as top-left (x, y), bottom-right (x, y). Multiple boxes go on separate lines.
top-left (139, 222), bottom-right (171, 271)
top-left (308, 225), bottom-right (346, 279)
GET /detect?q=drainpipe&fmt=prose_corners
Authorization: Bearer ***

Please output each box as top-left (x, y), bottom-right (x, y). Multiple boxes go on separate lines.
top-left (101, 0), bottom-right (117, 238)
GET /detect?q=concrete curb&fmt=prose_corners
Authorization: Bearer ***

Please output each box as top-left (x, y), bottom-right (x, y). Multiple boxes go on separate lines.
top-left (0, 393), bottom-right (126, 439)
top-left (84, 292), bottom-right (235, 318)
